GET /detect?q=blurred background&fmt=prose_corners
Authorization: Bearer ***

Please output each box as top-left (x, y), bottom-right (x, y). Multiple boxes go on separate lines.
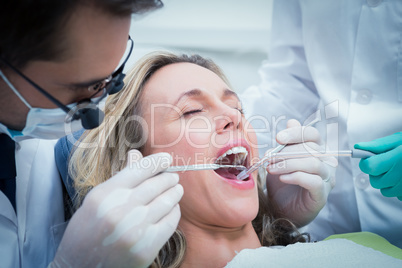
top-left (127, 0), bottom-right (273, 93)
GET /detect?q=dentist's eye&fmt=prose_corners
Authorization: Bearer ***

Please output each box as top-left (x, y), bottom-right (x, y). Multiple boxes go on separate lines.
top-left (183, 109), bottom-right (203, 116)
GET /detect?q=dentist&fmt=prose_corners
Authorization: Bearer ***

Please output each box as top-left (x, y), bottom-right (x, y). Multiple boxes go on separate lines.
top-left (0, 1), bottom-right (183, 267)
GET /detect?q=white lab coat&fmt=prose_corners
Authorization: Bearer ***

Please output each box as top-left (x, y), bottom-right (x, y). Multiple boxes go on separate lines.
top-left (241, 0), bottom-right (402, 247)
top-left (0, 134), bottom-right (66, 267)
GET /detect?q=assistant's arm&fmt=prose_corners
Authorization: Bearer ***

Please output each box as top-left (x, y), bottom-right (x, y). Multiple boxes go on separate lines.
top-left (241, 0), bottom-right (320, 150)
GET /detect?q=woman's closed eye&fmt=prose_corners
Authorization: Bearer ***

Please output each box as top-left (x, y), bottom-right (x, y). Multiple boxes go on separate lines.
top-left (183, 109), bottom-right (203, 116)
top-left (182, 106), bottom-right (244, 117)
top-left (235, 107), bottom-right (245, 115)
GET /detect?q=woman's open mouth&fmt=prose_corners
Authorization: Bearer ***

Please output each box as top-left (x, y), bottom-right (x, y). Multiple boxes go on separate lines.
top-left (214, 146), bottom-right (251, 181)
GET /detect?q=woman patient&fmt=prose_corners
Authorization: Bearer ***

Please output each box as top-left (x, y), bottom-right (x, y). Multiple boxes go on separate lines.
top-left (58, 52), bottom-right (401, 267)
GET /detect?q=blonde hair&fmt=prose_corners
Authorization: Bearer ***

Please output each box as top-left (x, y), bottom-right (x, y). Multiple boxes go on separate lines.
top-left (69, 51), bottom-right (308, 268)
top-left (69, 51), bottom-right (231, 205)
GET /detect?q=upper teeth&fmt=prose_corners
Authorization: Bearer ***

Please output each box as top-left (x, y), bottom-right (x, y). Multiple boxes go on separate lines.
top-left (215, 146), bottom-right (248, 165)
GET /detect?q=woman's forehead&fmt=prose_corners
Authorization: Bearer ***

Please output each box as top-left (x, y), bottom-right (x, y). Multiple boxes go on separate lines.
top-left (143, 62), bottom-right (230, 103)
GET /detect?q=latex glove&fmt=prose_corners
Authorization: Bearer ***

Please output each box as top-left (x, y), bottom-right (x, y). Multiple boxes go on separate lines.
top-left (50, 150), bottom-right (183, 268)
top-left (355, 132), bottom-right (402, 201)
top-left (266, 119), bottom-right (337, 227)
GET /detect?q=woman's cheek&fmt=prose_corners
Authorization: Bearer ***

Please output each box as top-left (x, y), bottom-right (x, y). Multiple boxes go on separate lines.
top-left (245, 123), bottom-right (259, 156)
top-left (185, 131), bottom-right (212, 149)
top-left (147, 121), bottom-right (183, 152)
top-left (184, 117), bottom-right (212, 148)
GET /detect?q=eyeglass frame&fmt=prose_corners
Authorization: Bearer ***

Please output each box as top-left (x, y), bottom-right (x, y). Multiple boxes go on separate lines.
top-left (0, 35), bottom-right (134, 123)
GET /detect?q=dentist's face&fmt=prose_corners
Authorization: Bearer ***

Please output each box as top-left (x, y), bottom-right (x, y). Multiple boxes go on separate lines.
top-left (0, 7), bottom-right (131, 130)
top-left (142, 62), bottom-right (259, 229)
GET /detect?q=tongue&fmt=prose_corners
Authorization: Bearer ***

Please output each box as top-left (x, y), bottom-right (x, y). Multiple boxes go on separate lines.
top-left (215, 167), bottom-right (240, 180)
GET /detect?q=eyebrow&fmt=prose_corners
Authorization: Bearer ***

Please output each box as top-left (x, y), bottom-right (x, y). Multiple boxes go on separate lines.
top-left (174, 88), bottom-right (240, 105)
top-left (223, 88), bottom-right (240, 101)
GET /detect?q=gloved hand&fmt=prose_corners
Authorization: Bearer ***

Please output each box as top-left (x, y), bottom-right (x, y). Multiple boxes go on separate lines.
top-left (50, 150), bottom-right (183, 268)
top-left (355, 132), bottom-right (402, 201)
top-left (265, 119), bottom-right (337, 227)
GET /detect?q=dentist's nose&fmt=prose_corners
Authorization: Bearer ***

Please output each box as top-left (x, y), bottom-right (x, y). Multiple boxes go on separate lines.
top-left (215, 107), bottom-right (242, 134)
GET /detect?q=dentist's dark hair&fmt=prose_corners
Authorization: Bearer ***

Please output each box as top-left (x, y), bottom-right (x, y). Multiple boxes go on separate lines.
top-left (0, 0), bottom-right (163, 69)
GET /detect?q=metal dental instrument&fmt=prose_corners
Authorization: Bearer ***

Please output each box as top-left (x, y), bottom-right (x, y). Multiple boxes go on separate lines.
top-left (166, 164), bottom-right (247, 173)
top-left (236, 118), bottom-right (320, 181)
top-left (167, 115), bottom-right (323, 177)
top-left (265, 149), bottom-right (375, 159)
top-left (236, 144), bottom-right (286, 181)
top-left (236, 148), bottom-right (375, 181)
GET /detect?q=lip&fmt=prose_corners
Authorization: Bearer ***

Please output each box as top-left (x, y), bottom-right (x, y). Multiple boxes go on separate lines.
top-left (219, 174), bottom-right (255, 190)
top-left (213, 139), bottom-right (255, 190)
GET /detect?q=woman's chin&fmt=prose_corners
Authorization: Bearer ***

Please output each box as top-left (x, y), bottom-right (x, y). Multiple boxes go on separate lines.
top-left (217, 214), bottom-right (258, 229)
top-left (216, 202), bottom-right (259, 227)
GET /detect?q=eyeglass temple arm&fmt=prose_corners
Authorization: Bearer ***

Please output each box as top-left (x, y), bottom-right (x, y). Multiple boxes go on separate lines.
top-left (0, 35), bottom-right (133, 112)
top-left (112, 35), bottom-right (134, 78)
top-left (89, 35), bottom-right (133, 102)
top-left (0, 57), bottom-right (71, 113)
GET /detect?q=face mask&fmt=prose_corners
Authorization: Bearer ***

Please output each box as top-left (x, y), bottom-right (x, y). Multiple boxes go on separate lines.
top-left (0, 70), bottom-right (82, 141)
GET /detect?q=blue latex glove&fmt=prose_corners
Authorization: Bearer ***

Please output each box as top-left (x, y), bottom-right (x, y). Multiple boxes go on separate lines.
top-left (354, 132), bottom-right (402, 201)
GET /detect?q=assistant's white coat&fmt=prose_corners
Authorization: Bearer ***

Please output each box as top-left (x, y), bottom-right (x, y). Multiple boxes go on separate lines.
top-left (241, 0), bottom-right (402, 247)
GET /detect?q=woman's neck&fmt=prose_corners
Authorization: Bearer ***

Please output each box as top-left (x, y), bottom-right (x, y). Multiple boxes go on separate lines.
top-left (179, 221), bottom-right (261, 268)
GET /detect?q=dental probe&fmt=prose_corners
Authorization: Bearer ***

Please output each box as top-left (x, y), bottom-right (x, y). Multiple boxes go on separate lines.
top-left (236, 119), bottom-right (327, 181)
top-left (236, 148), bottom-right (375, 181)
top-left (166, 164), bottom-right (247, 173)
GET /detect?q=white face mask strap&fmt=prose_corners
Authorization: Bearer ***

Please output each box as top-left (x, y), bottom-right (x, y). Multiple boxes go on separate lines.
top-left (0, 69), bottom-right (32, 109)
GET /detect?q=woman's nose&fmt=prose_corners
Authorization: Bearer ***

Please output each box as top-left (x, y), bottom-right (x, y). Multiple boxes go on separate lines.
top-left (215, 107), bottom-right (242, 134)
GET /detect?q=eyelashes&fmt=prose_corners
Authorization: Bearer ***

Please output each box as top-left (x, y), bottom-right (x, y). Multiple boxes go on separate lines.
top-left (183, 109), bottom-right (203, 116)
top-left (235, 107), bottom-right (245, 115)
top-left (182, 107), bottom-right (244, 117)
